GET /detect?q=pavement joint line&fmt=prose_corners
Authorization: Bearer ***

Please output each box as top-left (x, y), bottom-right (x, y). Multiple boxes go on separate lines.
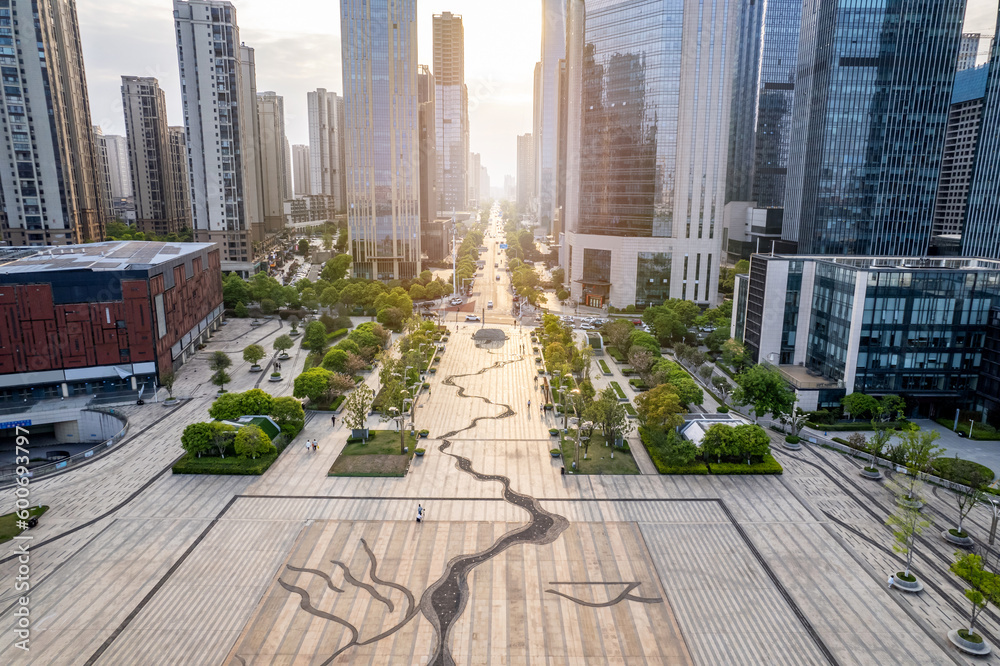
top-left (83, 493), bottom-right (241, 665)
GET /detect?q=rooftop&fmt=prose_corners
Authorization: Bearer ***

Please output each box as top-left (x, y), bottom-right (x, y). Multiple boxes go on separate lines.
top-left (0, 241), bottom-right (216, 274)
top-left (758, 255), bottom-right (1000, 272)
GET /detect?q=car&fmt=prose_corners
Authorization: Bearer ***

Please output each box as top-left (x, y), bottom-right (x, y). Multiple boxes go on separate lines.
top-left (450, 297), bottom-right (463, 306)
top-left (465, 314), bottom-right (481, 322)
top-left (487, 301), bottom-right (494, 309)
top-left (494, 263), bottom-right (498, 268)
top-left (581, 324), bottom-right (594, 331)
top-left (632, 319), bottom-right (643, 326)
top-left (496, 275), bottom-right (501, 281)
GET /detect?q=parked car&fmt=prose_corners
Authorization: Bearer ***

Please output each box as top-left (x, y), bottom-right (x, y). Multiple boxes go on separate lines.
top-left (450, 297), bottom-right (463, 306)
top-left (465, 314), bottom-right (481, 322)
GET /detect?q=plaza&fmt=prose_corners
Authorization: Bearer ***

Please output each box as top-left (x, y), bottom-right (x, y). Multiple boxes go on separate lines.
top-left (0, 314), bottom-right (997, 664)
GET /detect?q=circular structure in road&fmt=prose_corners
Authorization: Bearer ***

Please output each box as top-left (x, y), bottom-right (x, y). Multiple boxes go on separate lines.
top-left (471, 328), bottom-right (507, 344)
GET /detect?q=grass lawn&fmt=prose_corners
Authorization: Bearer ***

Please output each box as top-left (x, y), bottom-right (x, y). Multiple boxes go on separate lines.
top-left (329, 429), bottom-right (418, 477)
top-left (0, 506), bottom-right (48, 544)
top-left (559, 431), bottom-right (640, 475)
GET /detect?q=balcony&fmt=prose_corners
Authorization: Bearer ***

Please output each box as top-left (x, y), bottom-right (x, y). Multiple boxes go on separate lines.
top-left (765, 360), bottom-right (844, 391)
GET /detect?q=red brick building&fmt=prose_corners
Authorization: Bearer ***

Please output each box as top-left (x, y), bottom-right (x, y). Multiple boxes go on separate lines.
top-left (0, 242), bottom-right (223, 400)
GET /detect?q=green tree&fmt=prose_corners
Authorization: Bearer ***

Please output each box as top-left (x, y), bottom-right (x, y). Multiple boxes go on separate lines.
top-left (301, 287), bottom-right (319, 311)
top-left (583, 388), bottom-right (632, 444)
top-left (234, 301), bottom-right (249, 318)
top-left (731, 424), bottom-right (771, 464)
top-left (320, 286), bottom-right (341, 310)
top-left (208, 392), bottom-right (244, 421)
top-left (327, 372), bottom-right (356, 401)
top-left (409, 284), bottom-right (427, 301)
top-left (377, 306), bottom-right (405, 331)
top-left (634, 384), bottom-right (684, 429)
top-left (880, 394), bottom-right (906, 421)
top-left (321, 348), bottom-right (349, 373)
top-left (701, 424), bottom-right (738, 463)
top-left (895, 425), bottom-right (943, 501)
top-left (887, 499), bottom-right (929, 581)
top-left (951, 552), bottom-right (1000, 641)
top-left (181, 422), bottom-right (216, 458)
top-left (321, 254), bottom-right (353, 282)
top-left (239, 388), bottom-right (273, 416)
top-left (861, 424), bottom-right (893, 472)
top-left (209, 421), bottom-right (237, 458)
top-left (603, 319), bottom-right (635, 354)
top-left (243, 344), bottom-right (266, 368)
top-left (161, 370), bottom-right (176, 400)
top-left (629, 330), bottom-right (661, 356)
top-left (732, 364), bottom-right (794, 423)
top-left (343, 383), bottom-right (375, 433)
top-left (841, 392), bottom-right (880, 421)
top-left (222, 275), bottom-right (251, 308)
top-left (294, 367), bottom-right (334, 403)
top-left (303, 320), bottom-right (329, 350)
top-left (712, 375), bottom-right (732, 403)
top-left (259, 298), bottom-right (277, 315)
top-left (270, 396), bottom-right (305, 438)
top-left (273, 334), bottom-right (294, 357)
top-left (209, 351), bottom-right (232, 393)
top-left (234, 424), bottom-right (275, 459)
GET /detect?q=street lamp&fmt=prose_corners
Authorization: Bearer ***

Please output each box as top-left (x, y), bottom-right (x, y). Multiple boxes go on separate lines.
top-left (570, 388), bottom-right (582, 469)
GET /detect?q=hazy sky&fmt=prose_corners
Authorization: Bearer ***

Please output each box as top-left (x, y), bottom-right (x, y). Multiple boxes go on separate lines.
top-left (81, 0), bottom-right (996, 182)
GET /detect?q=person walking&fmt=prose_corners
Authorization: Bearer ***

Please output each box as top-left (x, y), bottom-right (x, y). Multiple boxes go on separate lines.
top-left (305, 440), bottom-right (311, 453)
top-left (416, 504), bottom-right (424, 523)
top-left (331, 415), bottom-right (336, 427)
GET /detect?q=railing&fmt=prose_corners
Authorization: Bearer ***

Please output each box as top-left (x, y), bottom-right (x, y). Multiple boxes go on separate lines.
top-left (0, 409), bottom-right (129, 485)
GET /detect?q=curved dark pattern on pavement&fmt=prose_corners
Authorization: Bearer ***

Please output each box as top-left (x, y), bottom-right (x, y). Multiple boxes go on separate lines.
top-left (545, 582), bottom-right (662, 607)
top-left (285, 564), bottom-right (344, 593)
top-left (419, 354), bottom-right (570, 666)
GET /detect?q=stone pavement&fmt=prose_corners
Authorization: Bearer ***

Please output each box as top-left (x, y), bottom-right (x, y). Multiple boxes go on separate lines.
top-left (0, 320), bottom-right (995, 664)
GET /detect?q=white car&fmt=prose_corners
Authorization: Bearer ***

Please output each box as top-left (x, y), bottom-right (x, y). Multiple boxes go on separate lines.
top-left (580, 324), bottom-right (595, 331)
top-left (450, 297), bottom-right (463, 306)
top-left (465, 314), bottom-right (481, 322)
top-left (487, 301), bottom-right (494, 309)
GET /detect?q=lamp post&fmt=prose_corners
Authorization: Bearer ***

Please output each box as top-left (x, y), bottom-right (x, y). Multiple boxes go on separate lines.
top-left (570, 388), bottom-right (582, 469)
top-left (970, 418), bottom-right (976, 439)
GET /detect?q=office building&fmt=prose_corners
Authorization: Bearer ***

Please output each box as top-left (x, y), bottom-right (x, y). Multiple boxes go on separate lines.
top-left (418, 65), bottom-right (437, 232)
top-left (341, 0), bottom-right (421, 280)
top-left (0, 241), bottom-right (223, 400)
top-left (468, 152), bottom-right (481, 209)
top-left (292, 144), bottom-right (311, 196)
top-left (480, 166), bottom-right (490, 204)
top-left (733, 254), bottom-right (1000, 415)
top-left (563, 0), bottom-right (737, 308)
top-left (977, 305), bottom-right (1000, 422)
top-left (783, 0), bottom-right (965, 256)
top-left (959, 33), bottom-right (985, 72)
top-left (504, 175), bottom-right (516, 201)
top-left (536, 0), bottom-right (566, 232)
top-left (307, 88), bottom-right (346, 211)
top-left (174, 0), bottom-right (261, 274)
top-left (256, 91), bottom-right (289, 235)
top-left (0, 0), bottom-right (104, 246)
top-left (433, 12), bottom-right (468, 213)
top-left (104, 134), bottom-right (133, 200)
top-left (122, 76), bottom-right (186, 236)
top-left (167, 126), bottom-right (192, 230)
top-left (283, 137), bottom-right (293, 200)
top-left (516, 134), bottom-right (535, 215)
top-left (93, 126), bottom-right (115, 224)
top-left (962, 33), bottom-right (1000, 260)
top-left (931, 65), bottom-right (989, 253)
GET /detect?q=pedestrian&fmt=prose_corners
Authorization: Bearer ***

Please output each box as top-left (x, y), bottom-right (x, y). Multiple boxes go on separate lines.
top-left (528, 399), bottom-right (531, 409)
top-left (305, 440), bottom-right (311, 453)
top-left (331, 415), bottom-right (336, 427)
top-left (416, 504), bottom-right (423, 523)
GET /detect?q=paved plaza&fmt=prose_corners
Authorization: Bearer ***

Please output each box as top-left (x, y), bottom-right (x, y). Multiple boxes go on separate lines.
top-left (0, 317), bottom-right (998, 664)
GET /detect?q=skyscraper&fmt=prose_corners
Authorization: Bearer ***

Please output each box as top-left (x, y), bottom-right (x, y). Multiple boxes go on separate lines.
top-left (537, 0), bottom-right (566, 232)
top-left (782, 0), bottom-right (965, 256)
top-left (517, 133), bottom-right (535, 215)
top-left (93, 126), bottom-right (114, 225)
top-left (256, 91), bottom-right (289, 234)
top-left (104, 134), bottom-right (133, 199)
top-left (480, 166), bottom-right (490, 204)
top-left (283, 137), bottom-right (293, 201)
top-left (418, 65), bottom-right (437, 228)
top-left (341, 0), bottom-right (421, 280)
top-left (433, 12), bottom-right (468, 213)
top-left (959, 33), bottom-right (985, 72)
top-left (962, 31), bottom-right (1000, 260)
top-left (168, 126), bottom-right (192, 229)
top-left (563, 0), bottom-right (738, 308)
top-left (174, 0), bottom-right (259, 273)
top-left (292, 145), bottom-right (311, 196)
top-left (122, 76), bottom-right (185, 236)
top-left (307, 88), bottom-right (346, 211)
top-left (0, 0), bottom-right (104, 246)
top-left (239, 43), bottom-right (266, 247)
top-left (468, 152), bottom-right (481, 209)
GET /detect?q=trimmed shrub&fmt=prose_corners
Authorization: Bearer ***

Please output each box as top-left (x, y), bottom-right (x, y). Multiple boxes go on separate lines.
top-left (709, 454), bottom-right (783, 475)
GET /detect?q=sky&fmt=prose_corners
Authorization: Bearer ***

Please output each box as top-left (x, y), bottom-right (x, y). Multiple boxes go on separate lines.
top-left (81, 0), bottom-right (996, 183)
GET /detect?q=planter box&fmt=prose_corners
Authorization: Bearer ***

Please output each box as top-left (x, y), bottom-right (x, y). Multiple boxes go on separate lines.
top-left (278, 352), bottom-right (290, 360)
top-left (943, 529), bottom-right (974, 547)
top-left (249, 365), bottom-right (263, 373)
top-left (948, 630), bottom-right (992, 655)
top-left (782, 440), bottom-right (802, 451)
top-left (268, 375), bottom-right (282, 383)
top-left (163, 398), bottom-right (179, 407)
top-left (890, 573), bottom-right (923, 593)
top-left (859, 467), bottom-right (882, 480)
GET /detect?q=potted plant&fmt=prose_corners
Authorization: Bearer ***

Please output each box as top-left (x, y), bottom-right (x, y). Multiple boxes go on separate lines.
top-left (550, 448), bottom-right (561, 458)
top-left (161, 371), bottom-right (179, 406)
top-left (243, 344), bottom-right (265, 373)
top-left (949, 551), bottom-right (999, 655)
top-left (274, 334), bottom-right (293, 360)
top-left (288, 316), bottom-right (301, 338)
top-left (422, 382), bottom-right (430, 389)
top-left (886, 494), bottom-right (929, 593)
top-left (415, 447), bottom-right (426, 457)
top-left (538, 369), bottom-right (545, 375)
top-left (549, 428), bottom-right (559, 436)
top-left (269, 371), bottom-right (282, 383)
top-left (419, 429), bottom-right (429, 438)
top-left (944, 460), bottom-right (989, 547)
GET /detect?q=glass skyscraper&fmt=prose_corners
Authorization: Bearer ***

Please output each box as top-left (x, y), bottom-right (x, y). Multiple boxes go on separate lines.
top-left (962, 20), bottom-right (1000, 260)
top-left (783, 0), bottom-right (965, 256)
top-left (536, 0), bottom-right (565, 232)
top-left (341, 0), bottom-right (421, 281)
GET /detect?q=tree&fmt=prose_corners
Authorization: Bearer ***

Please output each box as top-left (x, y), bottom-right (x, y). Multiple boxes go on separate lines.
top-left (209, 351), bottom-right (232, 393)
top-left (234, 301), bottom-right (249, 318)
top-left (320, 286), bottom-right (341, 311)
top-left (209, 392), bottom-right (244, 421)
top-left (223, 275), bottom-right (251, 308)
top-left (721, 339), bottom-right (748, 370)
top-left (234, 424), bottom-right (274, 459)
top-left (701, 424), bottom-right (738, 463)
top-left (697, 364), bottom-right (714, 382)
top-left (344, 352), bottom-right (367, 376)
top-left (294, 367), bottom-right (334, 403)
top-left (895, 425), bottom-right (943, 501)
top-left (629, 330), bottom-right (661, 356)
top-left (628, 347), bottom-right (656, 377)
top-left (270, 396), bottom-right (305, 432)
top-left (303, 321), bottom-right (328, 351)
top-left (240, 388), bottom-right (273, 415)
top-left (243, 344), bottom-right (265, 368)
top-left (321, 254), bottom-right (353, 282)
top-left (297, 238), bottom-right (310, 255)
top-left (635, 384), bottom-right (684, 429)
top-left (161, 370), bottom-right (176, 400)
top-left (274, 334), bottom-right (294, 357)
top-left (887, 498), bottom-right (929, 581)
top-left (327, 372), bottom-right (356, 401)
top-left (731, 424), bottom-right (771, 464)
top-left (409, 284), bottom-right (427, 301)
top-left (377, 306), bottom-right (406, 331)
top-left (951, 551), bottom-right (1000, 641)
top-left (321, 348), bottom-right (349, 373)
top-left (181, 422), bottom-right (216, 458)
top-left (712, 376), bottom-right (732, 404)
top-left (301, 288), bottom-right (319, 311)
top-left (949, 459), bottom-right (990, 537)
top-left (209, 421), bottom-right (237, 458)
top-left (603, 319), bottom-right (635, 354)
top-left (584, 388), bottom-right (631, 444)
top-left (880, 394), bottom-right (906, 422)
top-left (322, 232), bottom-right (334, 250)
top-left (841, 392), bottom-right (880, 421)
top-left (779, 407), bottom-right (808, 438)
top-left (732, 364), bottom-right (795, 423)
top-left (343, 383), bottom-right (375, 433)
top-left (860, 424), bottom-right (892, 472)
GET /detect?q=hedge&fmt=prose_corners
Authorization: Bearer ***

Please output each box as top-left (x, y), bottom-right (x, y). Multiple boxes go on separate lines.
top-left (327, 328), bottom-right (349, 342)
top-left (805, 420), bottom-right (908, 432)
top-left (607, 346), bottom-right (626, 363)
top-left (628, 378), bottom-right (648, 390)
top-left (598, 359), bottom-right (611, 375)
top-left (708, 454), bottom-right (783, 475)
top-left (931, 457), bottom-right (996, 484)
top-left (172, 451), bottom-right (279, 475)
top-left (623, 403), bottom-right (637, 416)
top-left (620, 367), bottom-right (636, 376)
top-left (610, 381), bottom-right (627, 400)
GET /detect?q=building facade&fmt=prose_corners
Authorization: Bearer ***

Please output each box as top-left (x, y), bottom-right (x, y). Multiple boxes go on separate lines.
top-left (733, 254), bottom-right (1000, 415)
top-left (104, 134), bottom-right (132, 200)
top-left (536, 0), bottom-right (565, 233)
top-left (563, 0), bottom-right (737, 308)
top-left (433, 12), bottom-right (468, 214)
top-left (468, 152), bottom-right (481, 209)
top-left (307, 88), bottom-right (346, 211)
top-left (418, 64), bottom-right (437, 233)
top-left (959, 33), bottom-right (984, 72)
top-left (292, 144), bottom-right (311, 196)
top-left (122, 76), bottom-right (186, 236)
top-left (167, 126), bottom-right (193, 231)
top-left (962, 30), bottom-right (1000, 260)
top-left (0, 242), bottom-right (223, 402)
top-left (782, 0), bottom-right (965, 256)
top-left (173, 0), bottom-right (259, 274)
top-left (341, 0), bottom-right (421, 280)
top-left (0, 0), bottom-right (105, 246)
top-left (93, 126), bottom-right (115, 224)
top-left (516, 133), bottom-right (535, 215)
top-left (256, 91), bottom-right (289, 235)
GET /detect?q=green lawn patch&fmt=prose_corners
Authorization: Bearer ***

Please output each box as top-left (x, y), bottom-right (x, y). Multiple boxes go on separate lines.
top-left (931, 456), bottom-right (995, 484)
top-left (559, 432), bottom-right (639, 475)
top-left (628, 378), bottom-right (648, 390)
top-left (935, 418), bottom-right (1000, 441)
top-left (610, 381), bottom-right (627, 400)
top-left (598, 359), bottom-right (611, 375)
top-left (329, 429), bottom-right (417, 477)
top-left (0, 505), bottom-right (48, 544)
top-left (327, 328), bottom-right (349, 342)
top-left (623, 403), bottom-right (637, 416)
top-left (172, 452), bottom-right (279, 475)
top-left (708, 454), bottom-right (783, 475)
top-left (606, 346), bottom-right (626, 363)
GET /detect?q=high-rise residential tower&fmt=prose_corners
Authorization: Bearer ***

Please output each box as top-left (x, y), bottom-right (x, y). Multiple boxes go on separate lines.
top-left (122, 76), bottom-right (185, 236)
top-left (536, 0), bottom-right (566, 232)
top-left (104, 134), bottom-right (132, 199)
top-left (959, 33), bottom-right (985, 72)
top-left (167, 126), bottom-right (192, 229)
top-left (93, 126), bottom-right (114, 224)
top-left (468, 152), bottom-right (481, 209)
top-left (341, 0), bottom-right (420, 280)
top-left (283, 137), bottom-right (293, 200)
top-left (292, 145), bottom-right (311, 196)
top-left (417, 64), bottom-right (437, 227)
top-left (0, 0), bottom-right (104, 246)
top-left (256, 91), bottom-right (289, 234)
top-left (563, 0), bottom-right (738, 308)
top-left (433, 12), bottom-right (468, 213)
top-left (782, 0), bottom-right (965, 256)
top-left (307, 88), bottom-right (346, 211)
top-left (174, 0), bottom-right (260, 273)
top-left (239, 43), bottom-right (266, 247)
top-left (516, 134), bottom-right (535, 215)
